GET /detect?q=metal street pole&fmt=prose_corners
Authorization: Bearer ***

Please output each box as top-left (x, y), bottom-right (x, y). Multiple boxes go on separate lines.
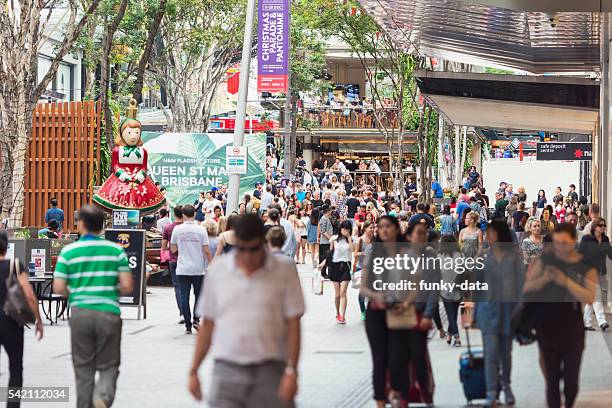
top-left (283, 74), bottom-right (292, 177)
top-left (226, 0), bottom-right (257, 214)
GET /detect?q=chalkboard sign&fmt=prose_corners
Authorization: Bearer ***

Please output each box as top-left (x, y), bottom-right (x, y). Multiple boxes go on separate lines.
top-left (105, 229), bottom-right (146, 308)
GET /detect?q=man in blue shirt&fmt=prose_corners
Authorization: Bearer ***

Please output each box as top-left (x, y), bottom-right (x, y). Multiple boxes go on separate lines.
top-left (45, 197), bottom-right (65, 230)
top-left (295, 184), bottom-right (307, 202)
top-left (431, 179), bottom-right (444, 198)
top-left (455, 196), bottom-right (470, 222)
top-left (408, 203), bottom-right (435, 229)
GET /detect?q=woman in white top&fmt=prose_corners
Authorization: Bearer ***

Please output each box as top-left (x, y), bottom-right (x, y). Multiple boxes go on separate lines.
top-left (294, 209), bottom-right (309, 264)
top-left (277, 189), bottom-right (287, 211)
top-left (329, 220), bottom-right (354, 324)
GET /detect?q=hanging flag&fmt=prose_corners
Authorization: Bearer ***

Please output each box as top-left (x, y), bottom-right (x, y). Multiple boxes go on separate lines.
top-left (257, 0), bottom-right (289, 93)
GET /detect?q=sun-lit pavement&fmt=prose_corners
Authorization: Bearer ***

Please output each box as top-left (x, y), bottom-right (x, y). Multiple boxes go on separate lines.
top-left (3, 263), bottom-right (612, 407)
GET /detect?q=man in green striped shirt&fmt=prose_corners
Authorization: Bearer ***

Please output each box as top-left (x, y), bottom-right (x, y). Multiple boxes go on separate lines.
top-left (54, 205), bottom-right (133, 408)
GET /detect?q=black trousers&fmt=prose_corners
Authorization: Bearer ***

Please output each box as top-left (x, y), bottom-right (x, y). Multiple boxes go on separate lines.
top-left (443, 301), bottom-right (460, 336)
top-left (431, 302), bottom-right (443, 331)
top-left (407, 329), bottom-right (433, 401)
top-left (318, 244), bottom-right (330, 264)
top-left (0, 317), bottom-right (24, 408)
top-left (540, 341), bottom-right (584, 408)
top-left (365, 308), bottom-right (410, 401)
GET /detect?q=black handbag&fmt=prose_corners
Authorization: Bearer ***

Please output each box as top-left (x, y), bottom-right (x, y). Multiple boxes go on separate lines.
top-left (321, 246), bottom-right (335, 279)
top-left (511, 301), bottom-right (537, 346)
top-left (3, 258), bottom-right (36, 326)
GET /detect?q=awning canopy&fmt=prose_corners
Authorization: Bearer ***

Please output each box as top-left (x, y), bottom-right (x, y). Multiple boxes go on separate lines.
top-left (415, 70), bottom-right (599, 134)
top-left (357, 0), bottom-right (601, 73)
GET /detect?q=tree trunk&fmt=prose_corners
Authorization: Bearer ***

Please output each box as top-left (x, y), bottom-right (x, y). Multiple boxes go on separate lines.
top-left (82, 18), bottom-right (99, 99)
top-left (83, 65), bottom-right (97, 99)
top-left (426, 111), bottom-right (436, 196)
top-left (421, 106), bottom-right (433, 202)
top-left (460, 126), bottom-right (467, 181)
top-left (416, 107), bottom-right (426, 202)
top-left (454, 126), bottom-right (462, 189)
top-left (9, 98), bottom-right (35, 227)
top-left (289, 95), bottom-right (299, 176)
top-left (100, 0), bottom-right (128, 149)
top-left (393, 126), bottom-right (405, 207)
top-left (0, 140), bottom-right (13, 219)
top-left (133, 0), bottom-right (167, 104)
top-left (283, 92), bottom-right (292, 177)
top-left (437, 117), bottom-right (447, 188)
top-left (1, 1), bottom-right (103, 226)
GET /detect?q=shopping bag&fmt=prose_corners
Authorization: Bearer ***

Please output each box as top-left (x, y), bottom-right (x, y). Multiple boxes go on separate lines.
top-left (351, 269), bottom-right (362, 289)
top-left (312, 268), bottom-right (324, 295)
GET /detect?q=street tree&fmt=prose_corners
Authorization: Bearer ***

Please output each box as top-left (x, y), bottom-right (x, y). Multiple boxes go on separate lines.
top-left (305, 0), bottom-right (436, 204)
top-left (99, 0), bottom-right (129, 147)
top-left (0, 0), bottom-right (103, 226)
top-left (148, 0), bottom-right (248, 132)
top-left (281, 0), bottom-right (330, 176)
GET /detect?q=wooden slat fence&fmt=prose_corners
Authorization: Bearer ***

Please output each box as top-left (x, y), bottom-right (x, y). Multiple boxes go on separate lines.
top-left (24, 101), bottom-right (101, 231)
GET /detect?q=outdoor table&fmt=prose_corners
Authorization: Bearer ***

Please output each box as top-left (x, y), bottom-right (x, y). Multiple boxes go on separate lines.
top-left (29, 272), bottom-right (53, 296)
top-left (29, 272), bottom-right (68, 324)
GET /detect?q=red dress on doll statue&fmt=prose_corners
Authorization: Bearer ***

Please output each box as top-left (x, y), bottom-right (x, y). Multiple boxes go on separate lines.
top-left (93, 145), bottom-right (165, 213)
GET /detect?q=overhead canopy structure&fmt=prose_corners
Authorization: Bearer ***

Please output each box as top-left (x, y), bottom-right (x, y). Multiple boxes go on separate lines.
top-left (415, 70), bottom-right (599, 134)
top-left (457, 1), bottom-right (612, 13)
top-left (357, 0), bottom-right (601, 73)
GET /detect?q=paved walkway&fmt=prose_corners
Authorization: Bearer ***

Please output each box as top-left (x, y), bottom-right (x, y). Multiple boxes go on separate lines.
top-left (2, 264), bottom-right (612, 407)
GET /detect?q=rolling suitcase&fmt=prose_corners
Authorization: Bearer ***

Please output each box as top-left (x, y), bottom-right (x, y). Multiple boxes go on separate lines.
top-left (459, 327), bottom-right (487, 405)
top-left (385, 351), bottom-right (435, 408)
top-left (385, 328), bottom-right (435, 407)
top-left (406, 347), bottom-right (435, 405)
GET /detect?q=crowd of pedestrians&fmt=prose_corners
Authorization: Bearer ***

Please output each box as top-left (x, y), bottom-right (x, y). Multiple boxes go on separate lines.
top-left (1, 153), bottom-right (609, 408)
top-left (151, 154), bottom-right (607, 407)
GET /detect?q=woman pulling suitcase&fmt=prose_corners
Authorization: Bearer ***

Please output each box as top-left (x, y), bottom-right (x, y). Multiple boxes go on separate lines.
top-left (473, 220), bottom-right (525, 406)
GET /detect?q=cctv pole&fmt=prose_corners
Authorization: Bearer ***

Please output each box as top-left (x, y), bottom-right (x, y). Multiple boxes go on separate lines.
top-left (226, 0), bottom-right (257, 214)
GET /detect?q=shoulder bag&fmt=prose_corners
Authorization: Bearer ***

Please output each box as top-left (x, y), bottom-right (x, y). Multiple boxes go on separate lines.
top-left (386, 304), bottom-right (418, 329)
top-left (3, 258), bottom-right (36, 326)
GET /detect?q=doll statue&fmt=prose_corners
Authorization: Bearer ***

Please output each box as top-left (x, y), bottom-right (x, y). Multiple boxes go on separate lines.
top-left (93, 99), bottom-right (166, 214)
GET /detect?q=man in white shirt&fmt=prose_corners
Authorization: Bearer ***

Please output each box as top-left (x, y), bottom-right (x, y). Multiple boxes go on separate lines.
top-left (261, 185), bottom-right (275, 210)
top-left (156, 208), bottom-right (171, 232)
top-left (284, 181), bottom-right (295, 197)
top-left (302, 168), bottom-right (313, 187)
top-left (188, 214), bottom-right (304, 408)
top-left (324, 182), bottom-right (338, 205)
top-left (171, 204), bottom-right (212, 333)
top-left (582, 203), bottom-right (600, 236)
